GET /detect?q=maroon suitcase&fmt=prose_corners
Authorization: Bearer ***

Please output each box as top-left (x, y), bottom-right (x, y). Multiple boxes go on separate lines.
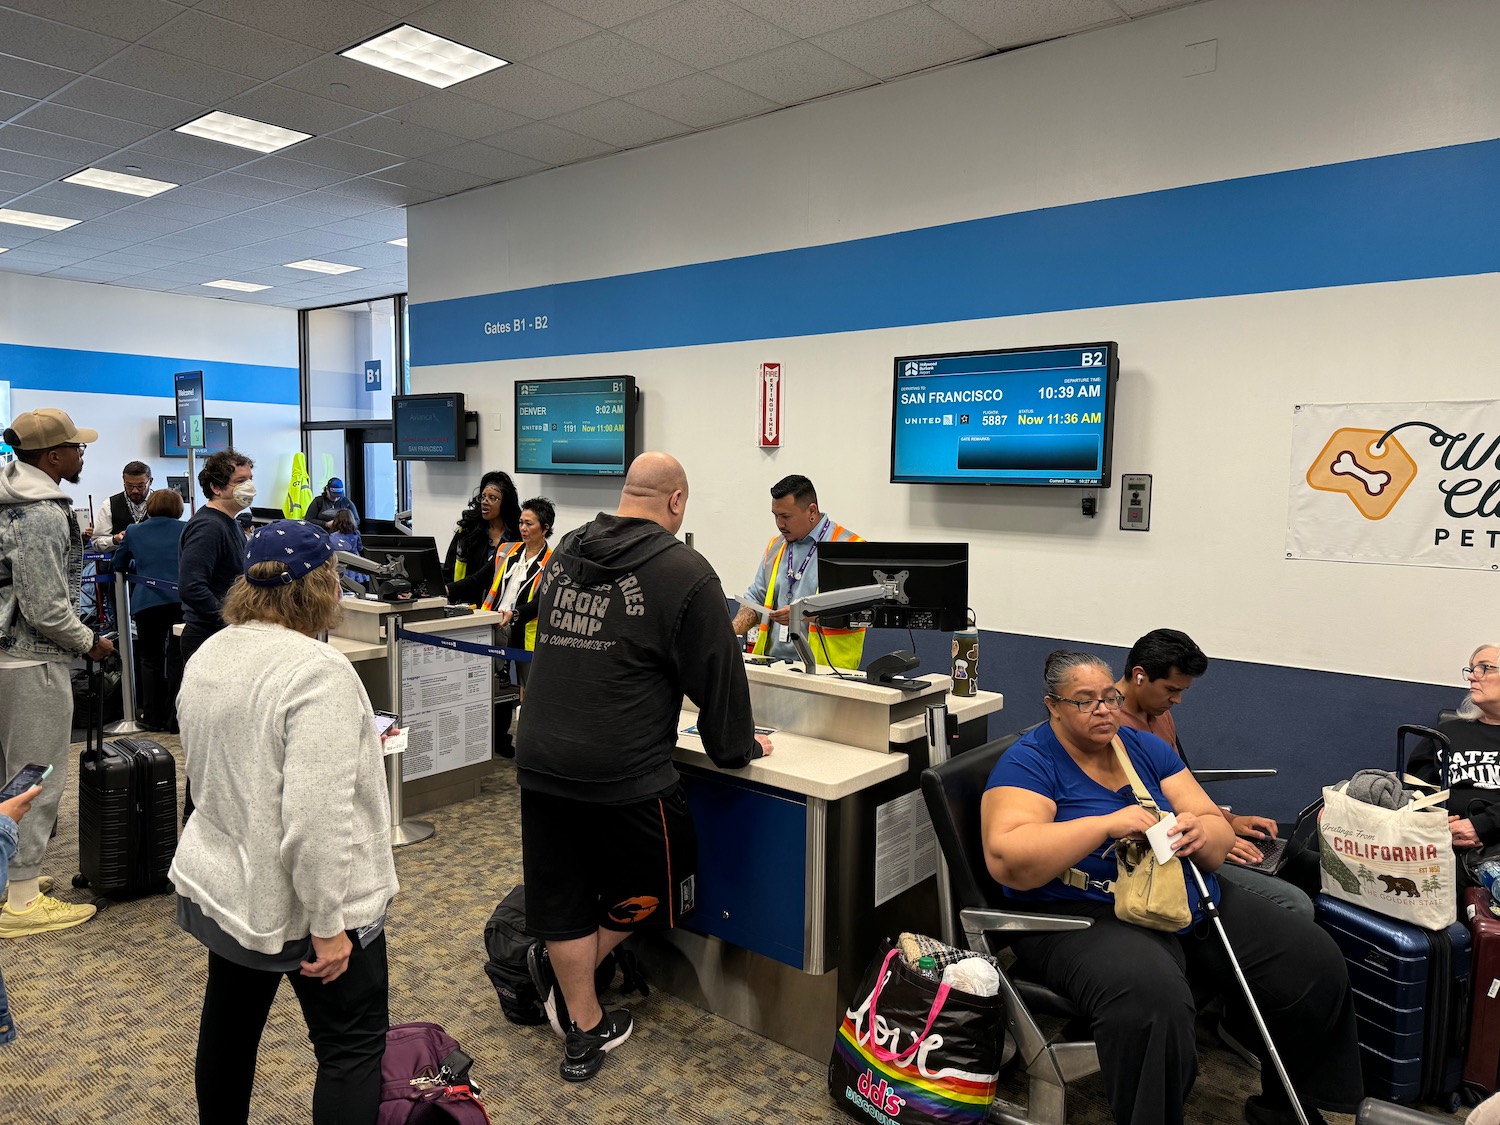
top-left (1462, 887), bottom-right (1500, 1093)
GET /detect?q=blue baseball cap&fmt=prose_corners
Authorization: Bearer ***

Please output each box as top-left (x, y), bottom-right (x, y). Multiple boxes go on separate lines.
top-left (326, 477), bottom-right (344, 495)
top-left (244, 520), bottom-right (334, 586)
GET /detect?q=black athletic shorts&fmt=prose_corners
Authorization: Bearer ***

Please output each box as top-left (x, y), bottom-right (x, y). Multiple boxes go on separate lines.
top-left (520, 784), bottom-right (699, 942)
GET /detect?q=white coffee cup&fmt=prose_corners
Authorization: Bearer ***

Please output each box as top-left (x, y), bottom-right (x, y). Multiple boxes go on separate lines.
top-left (1144, 812), bottom-right (1178, 864)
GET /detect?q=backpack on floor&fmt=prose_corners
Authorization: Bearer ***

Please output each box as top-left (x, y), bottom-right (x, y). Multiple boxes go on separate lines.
top-left (378, 1022), bottom-right (490, 1125)
top-left (482, 884), bottom-right (649, 1026)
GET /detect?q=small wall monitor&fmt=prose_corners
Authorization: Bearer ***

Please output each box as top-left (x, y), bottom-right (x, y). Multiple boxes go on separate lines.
top-left (359, 534), bottom-right (444, 597)
top-left (515, 376), bottom-right (638, 477)
top-left (393, 393), bottom-right (467, 461)
top-left (890, 342), bottom-right (1119, 487)
top-left (159, 415), bottom-right (233, 458)
top-left (816, 541), bottom-right (969, 632)
top-left (166, 475), bottom-right (190, 500)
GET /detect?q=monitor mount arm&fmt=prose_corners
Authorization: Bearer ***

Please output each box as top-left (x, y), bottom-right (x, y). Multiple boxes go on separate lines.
top-left (787, 583), bottom-right (886, 675)
top-left (335, 550), bottom-right (417, 602)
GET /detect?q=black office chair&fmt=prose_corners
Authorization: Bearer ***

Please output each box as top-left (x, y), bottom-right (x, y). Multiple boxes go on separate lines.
top-left (920, 732), bottom-right (1100, 1125)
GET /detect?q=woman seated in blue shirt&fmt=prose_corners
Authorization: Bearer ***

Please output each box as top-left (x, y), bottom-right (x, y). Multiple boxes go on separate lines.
top-left (982, 650), bottom-right (1361, 1125)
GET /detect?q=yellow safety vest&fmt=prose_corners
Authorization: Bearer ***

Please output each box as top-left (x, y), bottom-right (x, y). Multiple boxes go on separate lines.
top-left (751, 523), bottom-right (865, 669)
top-left (482, 543), bottom-right (550, 651)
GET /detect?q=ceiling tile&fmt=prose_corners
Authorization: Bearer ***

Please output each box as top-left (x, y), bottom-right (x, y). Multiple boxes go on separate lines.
top-left (0, 55), bottom-right (82, 101)
top-left (141, 10), bottom-right (325, 80)
top-left (50, 79), bottom-right (210, 130)
top-left (491, 121), bottom-right (614, 165)
top-left (191, 172), bottom-right (306, 202)
top-left (128, 197), bottom-right (239, 223)
top-left (545, 0), bottom-right (678, 27)
top-left (239, 156), bottom-right (356, 189)
top-left (527, 32), bottom-right (693, 97)
top-left (0, 9), bottom-right (127, 72)
top-left (195, 0), bottom-right (393, 52)
top-left (623, 72), bottom-right (776, 128)
top-left (1114, 0), bottom-right (1197, 13)
top-left (196, 214), bottom-right (303, 242)
top-left (328, 116), bottom-right (464, 159)
top-left (733, 0), bottom-right (915, 39)
top-left (233, 230), bottom-right (369, 258)
top-left (0, 124), bottom-right (114, 165)
top-left (360, 0), bottom-right (435, 14)
top-left (618, 0), bottom-right (794, 71)
top-left (91, 249), bottom-right (192, 268)
top-left (0, 148), bottom-right (76, 180)
top-left (713, 41), bottom-right (877, 106)
top-left (931, 0), bottom-right (1122, 49)
top-left (547, 98), bottom-right (687, 148)
top-left (47, 265), bottom-right (141, 282)
top-left (92, 46), bottom-right (262, 107)
top-left (43, 232), bottom-right (139, 252)
top-left (424, 140), bottom-right (545, 180)
top-left (280, 190), bottom-right (387, 217)
top-left (286, 137), bottom-right (404, 175)
top-left (155, 185), bottom-right (265, 212)
top-left (220, 85), bottom-right (371, 136)
top-left (4, 0), bottom-right (182, 39)
top-left (0, 244), bottom-right (91, 265)
top-left (95, 151), bottom-right (220, 187)
top-left (324, 176), bottom-right (437, 207)
top-left (317, 213), bottom-right (405, 239)
top-left (278, 55), bottom-right (428, 115)
top-left (412, 0), bottom-right (597, 62)
top-left (14, 104), bottom-right (158, 148)
top-left (0, 172), bottom-right (50, 203)
top-left (83, 212), bottom-right (191, 236)
top-left (460, 64), bottom-right (608, 119)
top-left (20, 184), bottom-right (135, 219)
top-left (383, 93), bottom-right (528, 140)
top-left (237, 201), bottom-right (333, 228)
top-left (0, 91), bottom-right (32, 120)
top-left (368, 159), bottom-right (486, 194)
top-left (123, 131), bottom-right (258, 170)
top-left (811, 5), bottom-right (991, 80)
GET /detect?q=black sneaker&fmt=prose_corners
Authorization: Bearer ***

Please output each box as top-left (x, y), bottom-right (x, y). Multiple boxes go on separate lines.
top-left (526, 941), bottom-right (569, 1038)
top-left (560, 1009), bottom-right (633, 1082)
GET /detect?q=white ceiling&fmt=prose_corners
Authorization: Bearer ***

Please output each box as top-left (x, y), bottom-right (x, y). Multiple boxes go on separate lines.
top-left (0, 0), bottom-right (1195, 310)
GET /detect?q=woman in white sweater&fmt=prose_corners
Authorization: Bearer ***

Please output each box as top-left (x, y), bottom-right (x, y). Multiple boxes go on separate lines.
top-left (171, 520), bottom-right (399, 1125)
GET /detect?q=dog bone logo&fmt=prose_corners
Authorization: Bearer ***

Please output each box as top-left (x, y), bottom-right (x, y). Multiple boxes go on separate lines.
top-left (1306, 428), bottom-right (1417, 520)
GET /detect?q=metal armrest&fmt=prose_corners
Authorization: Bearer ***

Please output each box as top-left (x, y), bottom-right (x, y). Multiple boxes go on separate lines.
top-left (960, 906), bottom-right (1093, 935)
top-left (1195, 768), bottom-right (1277, 782)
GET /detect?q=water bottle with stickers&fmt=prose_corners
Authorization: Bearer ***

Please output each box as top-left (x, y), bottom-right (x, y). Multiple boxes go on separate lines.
top-left (1478, 859), bottom-right (1500, 907)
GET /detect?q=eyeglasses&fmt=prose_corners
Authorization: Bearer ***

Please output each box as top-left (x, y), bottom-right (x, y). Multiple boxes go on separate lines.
top-left (52, 443), bottom-right (86, 452)
top-left (1464, 663), bottom-right (1500, 679)
top-left (1048, 690), bottom-right (1126, 713)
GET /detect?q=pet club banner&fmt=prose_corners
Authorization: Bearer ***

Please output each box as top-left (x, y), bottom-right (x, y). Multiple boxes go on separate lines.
top-left (1287, 399), bottom-right (1500, 570)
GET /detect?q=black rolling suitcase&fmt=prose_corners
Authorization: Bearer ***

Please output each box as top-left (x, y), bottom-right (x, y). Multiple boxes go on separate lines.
top-left (76, 657), bottom-right (178, 898)
top-left (1315, 893), bottom-right (1471, 1109)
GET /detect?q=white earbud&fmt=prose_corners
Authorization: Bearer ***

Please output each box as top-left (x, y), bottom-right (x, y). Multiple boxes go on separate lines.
top-left (1136, 675), bottom-right (1144, 684)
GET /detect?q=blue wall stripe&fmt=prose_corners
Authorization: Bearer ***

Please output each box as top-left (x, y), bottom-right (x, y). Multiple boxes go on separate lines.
top-left (0, 342), bottom-right (298, 406)
top-left (410, 138), bottom-right (1500, 366)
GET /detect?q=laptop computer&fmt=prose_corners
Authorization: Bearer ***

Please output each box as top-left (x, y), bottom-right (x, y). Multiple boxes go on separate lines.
top-left (1235, 796), bottom-right (1323, 876)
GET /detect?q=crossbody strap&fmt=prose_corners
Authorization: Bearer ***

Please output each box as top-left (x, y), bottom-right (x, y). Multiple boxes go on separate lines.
top-left (1066, 736), bottom-right (1162, 891)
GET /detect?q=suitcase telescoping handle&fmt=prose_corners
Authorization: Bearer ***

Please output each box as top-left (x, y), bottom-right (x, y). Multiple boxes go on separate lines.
top-left (83, 636), bottom-right (120, 760)
top-left (1396, 723), bottom-right (1450, 785)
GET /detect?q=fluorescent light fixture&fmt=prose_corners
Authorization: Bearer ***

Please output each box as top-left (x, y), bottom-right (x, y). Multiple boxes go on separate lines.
top-left (0, 208), bottom-right (82, 231)
top-left (388, 237), bottom-right (407, 247)
top-left (0, 247), bottom-right (8, 254)
top-left (341, 25), bottom-right (507, 89)
top-left (63, 168), bottom-right (178, 197)
top-left (203, 279), bottom-right (271, 292)
top-left (284, 259), bottom-right (362, 275)
top-left (176, 111), bottom-right (310, 154)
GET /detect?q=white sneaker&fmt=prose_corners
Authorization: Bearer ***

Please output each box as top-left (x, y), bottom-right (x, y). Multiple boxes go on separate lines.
top-left (0, 893), bottom-right (96, 939)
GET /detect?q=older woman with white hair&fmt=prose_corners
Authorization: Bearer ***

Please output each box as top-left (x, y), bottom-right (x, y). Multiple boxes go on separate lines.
top-left (170, 520), bottom-right (399, 1125)
top-left (1411, 642), bottom-right (1500, 885)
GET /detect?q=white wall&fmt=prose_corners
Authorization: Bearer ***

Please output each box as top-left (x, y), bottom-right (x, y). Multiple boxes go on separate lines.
top-left (0, 273), bottom-right (300, 506)
top-left (406, 0), bottom-right (1500, 686)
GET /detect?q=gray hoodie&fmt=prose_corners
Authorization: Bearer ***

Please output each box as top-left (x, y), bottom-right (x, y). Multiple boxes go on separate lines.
top-left (0, 460), bottom-right (94, 661)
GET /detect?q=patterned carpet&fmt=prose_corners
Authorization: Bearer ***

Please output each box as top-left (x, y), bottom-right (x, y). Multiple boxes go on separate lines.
top-left (0, 733), bottom-right (1467, 1124)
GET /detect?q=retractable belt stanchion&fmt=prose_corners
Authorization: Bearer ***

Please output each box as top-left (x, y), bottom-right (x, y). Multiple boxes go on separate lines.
top-left (384, 612), bottom-right (434, 848)
top-left (103, 569), bottom-right (144, 735)
top-left (925, 701), bottom-right (957, 948)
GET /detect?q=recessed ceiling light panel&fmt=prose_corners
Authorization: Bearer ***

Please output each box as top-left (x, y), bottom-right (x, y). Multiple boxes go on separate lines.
top-left (0, 208), bottom-right (81, 231)
top-left (64, 168), bottom-right (178, 197)
top-left (342, 25), bottom-right (507, 89)
top-left (0, 247), bottom-right (9, 255)
top-left (176, 112), bottom-right (310, 154)
top-left (203, 279), bottom-right (272, 292)
top-left (285, 259), bottom-right (362, 275)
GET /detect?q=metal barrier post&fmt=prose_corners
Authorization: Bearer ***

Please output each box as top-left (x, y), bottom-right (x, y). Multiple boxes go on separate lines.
top-left (104, 569), bottom-right (144, 735)
top-left (384, 613), bottom-right (434, 847)
top-left (925, 702), bottom-right (956, 947)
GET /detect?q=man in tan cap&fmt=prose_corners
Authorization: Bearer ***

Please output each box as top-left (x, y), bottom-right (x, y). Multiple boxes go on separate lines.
top-left (0, 408), bottom-right (115, 938)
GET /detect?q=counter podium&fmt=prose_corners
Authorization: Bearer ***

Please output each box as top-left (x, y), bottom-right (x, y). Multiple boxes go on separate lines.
top-left (637, 659), bottom-right (1003, 1059)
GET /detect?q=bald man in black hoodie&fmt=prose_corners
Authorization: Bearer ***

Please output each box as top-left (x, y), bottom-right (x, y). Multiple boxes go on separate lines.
top-left (517, 451), bottom-right (772, 1082)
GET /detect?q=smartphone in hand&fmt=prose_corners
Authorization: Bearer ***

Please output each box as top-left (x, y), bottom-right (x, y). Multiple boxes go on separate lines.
top-left (0, 762), bottom-right (53, 802)
top-left (373, 710), bottom-right (400, 738)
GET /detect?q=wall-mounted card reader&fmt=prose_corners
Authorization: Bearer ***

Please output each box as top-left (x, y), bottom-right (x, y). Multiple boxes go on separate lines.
top-left (1120, 473), bottom-right (1151, 531)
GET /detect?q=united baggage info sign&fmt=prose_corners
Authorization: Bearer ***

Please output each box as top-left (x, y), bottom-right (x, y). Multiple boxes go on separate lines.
top-left (399, 626), bottom-right (493, 780)
top-left (1288, 399), bottom-right (1500, 570)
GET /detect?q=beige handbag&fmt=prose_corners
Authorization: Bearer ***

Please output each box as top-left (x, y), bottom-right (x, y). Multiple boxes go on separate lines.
top-left (1069, 737), bottom-right (1194, 932)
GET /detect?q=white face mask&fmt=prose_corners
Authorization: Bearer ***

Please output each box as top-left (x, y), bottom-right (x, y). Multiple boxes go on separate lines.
top-left (231, 481), bottom-right (257, 509)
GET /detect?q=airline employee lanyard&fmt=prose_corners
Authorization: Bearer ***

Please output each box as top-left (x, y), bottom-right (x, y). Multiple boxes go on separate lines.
top-left (781, 516), bottom-right (832, 599)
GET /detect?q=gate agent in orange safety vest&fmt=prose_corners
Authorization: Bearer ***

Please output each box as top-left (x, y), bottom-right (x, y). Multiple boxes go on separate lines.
top-left (730, 474), bottom-right (865, 669)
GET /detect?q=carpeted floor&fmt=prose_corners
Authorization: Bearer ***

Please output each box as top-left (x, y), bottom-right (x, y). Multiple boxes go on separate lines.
top-left (0, 734), bottom-right (1469, 1124)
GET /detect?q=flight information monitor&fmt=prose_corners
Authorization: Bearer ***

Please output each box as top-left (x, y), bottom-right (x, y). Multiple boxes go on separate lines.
top-left (890, 342), bottom-right (1119, 487)
top-left (515, 375), bottom-right (638, 477)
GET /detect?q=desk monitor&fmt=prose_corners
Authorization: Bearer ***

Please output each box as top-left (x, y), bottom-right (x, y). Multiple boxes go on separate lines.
top-left (816, 541), bottom-right (969, 633)
top-left (360, 534), bottom-right (444, 598)
top-left (166, 476), bottom-right (190, 501)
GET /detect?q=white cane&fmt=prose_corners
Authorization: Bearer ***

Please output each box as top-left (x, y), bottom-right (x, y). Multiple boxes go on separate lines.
top-left (1186, 860), bottom-right (1311, 1125)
